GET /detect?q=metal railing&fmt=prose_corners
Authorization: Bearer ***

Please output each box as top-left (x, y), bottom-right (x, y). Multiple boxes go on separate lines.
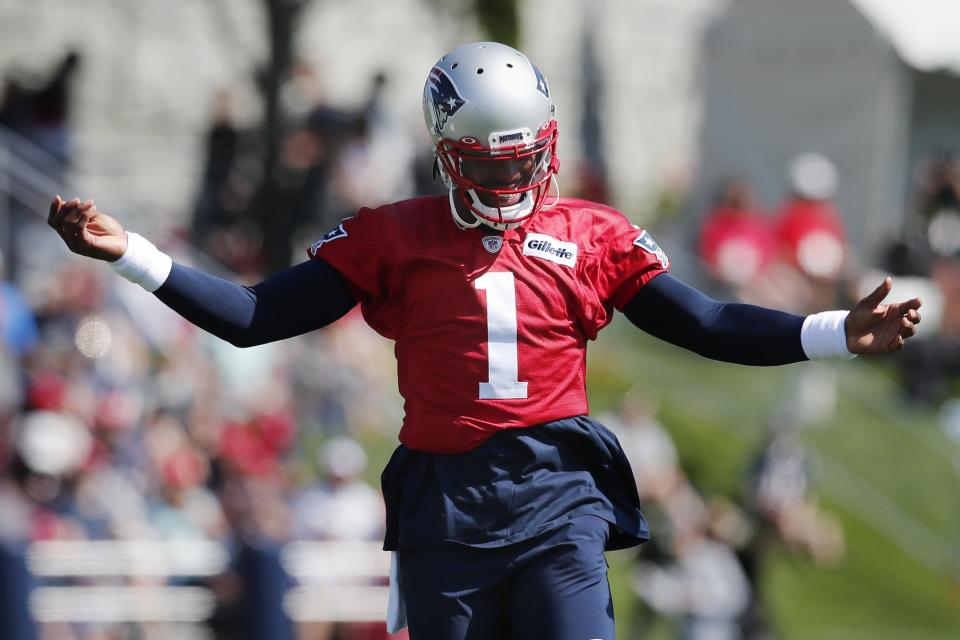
top-left (24, 539), bottom-right (391, 627)
top-left (26, 540), bottom-right (227, 632)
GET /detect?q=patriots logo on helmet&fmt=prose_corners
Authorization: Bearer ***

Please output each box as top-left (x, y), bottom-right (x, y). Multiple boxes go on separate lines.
top-left (533, 65), bottom-right (550, 98)
top-left (428, 67), bottom-right (465, 135)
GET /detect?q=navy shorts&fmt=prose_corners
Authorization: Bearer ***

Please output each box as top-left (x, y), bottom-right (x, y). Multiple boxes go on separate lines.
top-left (382, 415), bottom-right (649, 552)
top-left (398, 515), bottom-right (615, 640)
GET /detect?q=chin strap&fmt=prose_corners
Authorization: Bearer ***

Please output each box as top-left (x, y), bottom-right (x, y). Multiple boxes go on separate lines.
top-left (444, 170), bottom-right (561, 233)
top-left (449, 190), bottom-right (482, 229)
top-left (540, 174), bottom-right (560, 211)
top-left (465, 187), bottom-right (534, 224)
top-left (449, 189), bottom-right (527, 231)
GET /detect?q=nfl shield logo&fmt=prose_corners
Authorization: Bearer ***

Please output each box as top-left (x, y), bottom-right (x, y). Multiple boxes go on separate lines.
top-left (482, 236), bottom-right (503, 253)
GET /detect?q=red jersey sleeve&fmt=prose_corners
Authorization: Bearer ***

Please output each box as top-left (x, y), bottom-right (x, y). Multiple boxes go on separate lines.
top-left (593, 213), bottom-right (670, 310)
top-left (307, 207), bottom-right (395, 304)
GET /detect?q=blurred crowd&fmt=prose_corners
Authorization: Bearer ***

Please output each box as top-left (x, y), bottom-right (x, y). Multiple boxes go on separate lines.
top-left (188, 61), bottom-right (438, 278)
top-left (698, 152), bottom-right (848, 316)
top-left (696, 150), bottom-right (960, 417)
top-left (603, 384), bottom-right (843, 640)
top-left (0, 52), bottom-right (416, 640)
top-left (884, 152), bottom-right (960, 408)
top-left (668, 147), bottom-right (960, 639)
top-left (0, 244), bottom-right (400, 639)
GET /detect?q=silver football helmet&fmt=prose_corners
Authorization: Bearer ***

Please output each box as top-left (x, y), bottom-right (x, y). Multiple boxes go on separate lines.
top-left (422, 42), bottom-right (559, 230)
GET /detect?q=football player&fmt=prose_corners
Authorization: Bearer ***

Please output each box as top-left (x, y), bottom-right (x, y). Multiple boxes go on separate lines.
top-left (50, 42), bottom-right (920, 640)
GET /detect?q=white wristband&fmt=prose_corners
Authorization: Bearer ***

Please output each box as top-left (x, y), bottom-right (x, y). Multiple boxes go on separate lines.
top-left (801, 310), bottom-right (855, 360)
top-left (109, 231), bottom-right (172, 292)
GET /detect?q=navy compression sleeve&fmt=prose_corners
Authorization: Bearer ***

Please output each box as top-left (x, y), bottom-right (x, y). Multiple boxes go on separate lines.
top-left (623, 273), bottom-right (808, 365)
top-left (154, 259), bottom-right (356, 347)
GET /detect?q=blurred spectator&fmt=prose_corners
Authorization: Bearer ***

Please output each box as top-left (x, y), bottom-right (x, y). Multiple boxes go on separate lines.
top-left (0, 79), bottom-right (31, 133)
top-left (880, 152), bottom-right (960, 406)
top-left (191, 89), bottom-right (248, 258)
top-left (0, 51), bottom-right (81, 165)
top-left (893, 265), bottom-right (960, 406)
top-left (882, 152), bottom-right (960, 278)
top-left (604, 386), bottom-right (678, 500)
top-left (289, 62), bottom-right (356, 231)
top-left (772, 153), bottom-right (847, 310)
top-left (292, 437), bottom-right (385, 640)
top-left (0, 251), bottom-right (39, 357)
top-left (190, 89), bottom-right (269, 277)
top-left (328, 71), bottom-right (415, 217)
top-left (603, 387), bottom-right (704, 537)
top-left (745, 422), bottom-right (844, 564)
top-left (25, 51), bottom-right (81, 163)
top-left (909, 155), bottom-right (960, 343)
top-left (289, 313), bottom-right (402, 439)
top-left (633, 512), bottom-right (751, 640)
top-left (293, 436), bottom-right (384, 542)
top-left (699, 177), bottom-right (774, 292)
top-left (610, 389), bottom-right (763, 640)
top-left (914, 151), bottom-right (960, 258)
top-left (736, 418), bottom-right (845, 639)
top-left (0, 350), bottom-right (21, 426)
top-left (737, 153), bottom-right (849, 316)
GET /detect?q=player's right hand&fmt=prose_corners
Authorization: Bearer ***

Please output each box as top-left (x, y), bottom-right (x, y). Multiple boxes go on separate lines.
top-left (48, 195), bottom-right (128, 262)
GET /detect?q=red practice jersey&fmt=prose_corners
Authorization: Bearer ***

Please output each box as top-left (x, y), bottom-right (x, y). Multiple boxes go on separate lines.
top-left (309, 195), bottom-right (668, 453)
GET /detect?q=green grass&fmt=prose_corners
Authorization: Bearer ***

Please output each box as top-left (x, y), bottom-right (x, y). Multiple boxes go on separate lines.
top-left (589, 319), bottom-right (960, 639)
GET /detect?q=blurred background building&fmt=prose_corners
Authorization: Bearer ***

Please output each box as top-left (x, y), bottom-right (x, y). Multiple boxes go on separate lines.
top-left (1, 1), bottom-right (960, 639)
top-left (693, 0), bottom-right (960, 263)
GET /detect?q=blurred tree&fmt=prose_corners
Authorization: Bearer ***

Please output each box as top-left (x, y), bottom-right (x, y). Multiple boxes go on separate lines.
top-left (250, 0), bottom-right (517, 271)
top-left (473, 0), bottom-right (519, 48)
top-left (254, 0), bottom-right (312, 273)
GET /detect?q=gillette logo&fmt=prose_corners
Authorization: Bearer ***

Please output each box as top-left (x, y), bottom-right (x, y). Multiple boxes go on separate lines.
top-left (527, 239), bottom-right (573, 259)
top-left (523, 233), bottom-right (578, 267)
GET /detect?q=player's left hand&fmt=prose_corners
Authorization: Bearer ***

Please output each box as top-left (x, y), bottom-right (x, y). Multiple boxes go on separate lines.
top-left (845, 277), bottom-right (922, 354)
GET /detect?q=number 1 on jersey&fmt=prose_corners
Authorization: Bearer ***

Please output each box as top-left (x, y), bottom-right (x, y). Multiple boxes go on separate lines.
top-left (475, 272), bottom-right (528, 399)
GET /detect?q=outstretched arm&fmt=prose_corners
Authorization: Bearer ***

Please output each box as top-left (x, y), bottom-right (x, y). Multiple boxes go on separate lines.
top-left (154, 260), bottom-right (355, 347)
top-left (624, 273), bottom-right (920, 365)
top-left (48, 196), bottom-right (356, 346)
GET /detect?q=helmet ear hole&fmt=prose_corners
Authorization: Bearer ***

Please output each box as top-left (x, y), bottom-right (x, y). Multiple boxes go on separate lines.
top-left (477, 68), bottom-right (484, 74)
